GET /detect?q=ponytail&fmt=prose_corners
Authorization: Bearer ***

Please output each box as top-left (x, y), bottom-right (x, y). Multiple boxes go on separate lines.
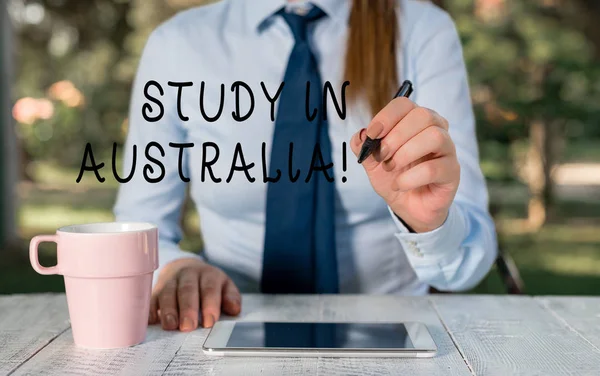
top-left (344, 0), bottom-right (399, 117)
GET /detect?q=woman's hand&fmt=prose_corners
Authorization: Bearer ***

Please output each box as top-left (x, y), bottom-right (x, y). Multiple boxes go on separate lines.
top-left (149, 258), bottom-right (242, 331)
top-left (350, 98), bottom-right (460, 233)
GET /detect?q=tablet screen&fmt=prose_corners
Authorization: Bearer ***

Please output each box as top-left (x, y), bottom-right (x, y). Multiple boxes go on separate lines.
top-left (226, 322), bottom-right (415, 349)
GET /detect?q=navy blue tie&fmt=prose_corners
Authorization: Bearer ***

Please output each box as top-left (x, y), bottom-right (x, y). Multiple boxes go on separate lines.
top-left (261, 6), bottom-right (339, 294)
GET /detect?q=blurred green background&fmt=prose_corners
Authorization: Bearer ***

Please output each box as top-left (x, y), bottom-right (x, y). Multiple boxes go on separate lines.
top-left (1, 0), bottom-right (599, 295)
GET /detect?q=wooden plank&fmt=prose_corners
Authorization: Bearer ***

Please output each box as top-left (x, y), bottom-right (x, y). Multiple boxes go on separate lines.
top-left (14, 294), bottom-right (600, 375)
top-left (0, 294), bottom-right (70, 375)
top-left (537, 297), bottom-right (600, 350)
top-left (316, 295), bottom-right (471, 376)
top-left (163, 294), bottom-right (471, 376)
top-left (11, 326), bottom-right (189, 376)
top-left (431, 295), bottom-right (600, 376)
top-left (163, 333), bottom-right (319, 376)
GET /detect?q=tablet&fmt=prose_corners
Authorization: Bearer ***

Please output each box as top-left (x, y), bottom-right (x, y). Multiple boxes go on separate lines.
top-left (202, 321), bottom-right (437, 358)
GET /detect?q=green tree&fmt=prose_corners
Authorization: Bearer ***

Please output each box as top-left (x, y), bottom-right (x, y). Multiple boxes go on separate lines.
top-left (448, 0), bottom-right (600, 228)
top-left (12, 0), bottom-right (210, 171)
top-left (11, 0), bottom-right (600, 231)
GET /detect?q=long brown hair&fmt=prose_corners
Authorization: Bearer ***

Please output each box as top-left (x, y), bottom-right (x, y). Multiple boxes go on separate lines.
top-left (344, 0), bottom-right (399, 117)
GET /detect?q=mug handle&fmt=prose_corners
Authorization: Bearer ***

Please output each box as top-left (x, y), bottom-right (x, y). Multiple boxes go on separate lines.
top-left (29, 235), bottom-right (59, 275)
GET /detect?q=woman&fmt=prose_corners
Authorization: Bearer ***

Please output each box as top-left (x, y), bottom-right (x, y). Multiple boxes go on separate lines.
top-left (114, 0), bottom-right (497, 332)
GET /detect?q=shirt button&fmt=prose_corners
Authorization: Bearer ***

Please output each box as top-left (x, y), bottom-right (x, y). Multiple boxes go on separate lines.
top-left (406, 242), bottom-right (422, 257)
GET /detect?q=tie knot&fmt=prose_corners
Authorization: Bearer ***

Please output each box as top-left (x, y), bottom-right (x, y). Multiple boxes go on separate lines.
top-left (279, 6), bottom-right (326, 42)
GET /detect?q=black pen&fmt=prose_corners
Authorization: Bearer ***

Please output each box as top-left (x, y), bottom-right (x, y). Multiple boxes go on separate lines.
top-left (357, 80), bottom-right (414, 164)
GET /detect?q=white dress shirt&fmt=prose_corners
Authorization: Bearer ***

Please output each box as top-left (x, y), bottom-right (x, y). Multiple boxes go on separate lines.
top-left (113, 0), bottom-right (498, 295)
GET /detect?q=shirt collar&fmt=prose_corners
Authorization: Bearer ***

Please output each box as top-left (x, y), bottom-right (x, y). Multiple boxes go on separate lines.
top-left (239, 0), bottom-right (350, 32)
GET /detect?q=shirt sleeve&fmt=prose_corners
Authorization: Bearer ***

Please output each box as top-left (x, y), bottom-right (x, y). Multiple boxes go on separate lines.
top-left (391, 5), bottom-right (498, 291)
top-left (113, 26), bottom-right (204, 287)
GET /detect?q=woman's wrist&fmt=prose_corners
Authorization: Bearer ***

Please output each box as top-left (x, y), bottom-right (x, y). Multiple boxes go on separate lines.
top-left (392, 208), bottom-right (450, 234)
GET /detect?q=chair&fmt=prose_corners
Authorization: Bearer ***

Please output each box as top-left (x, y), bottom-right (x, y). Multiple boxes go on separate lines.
top-left (489, 202), bottom-right (525, 294)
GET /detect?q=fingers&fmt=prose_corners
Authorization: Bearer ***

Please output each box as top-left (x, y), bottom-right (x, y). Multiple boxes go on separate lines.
top-left (382, 126), bottom-right (454, 172)
top-left (366, 97), bottom-right (417, 139)
top-left (352, 105), bottom-right (449, 170)
top-left (148, 293), bottom-right (159, 324)
top-left (379, 107), bottom-right (449, 163)
top-left (177, 268), bottom-right (200, 332)
top-left (199, 270), bottom-right (225, 328)
top-left (157, 279), bottom-right (179, 330)
top-left (392, 156), bottom-right (459, 192)
top-left (151, 259), bottom-right (242, 332)
top-left (350, 127), bottom-right (365, 156)
top-left (221, 278), bottom-right (242, 316)
top-left (350, 127), bottom-right (378, 167)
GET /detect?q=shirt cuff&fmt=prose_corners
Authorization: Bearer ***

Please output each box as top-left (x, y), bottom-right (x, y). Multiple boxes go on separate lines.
top-left (388, 203), bottom-right (467, 263)
top-left (153, 241), bottom-right (205, 287)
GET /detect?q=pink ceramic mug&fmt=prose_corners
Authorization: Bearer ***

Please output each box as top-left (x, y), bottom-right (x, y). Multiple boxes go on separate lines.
top-left (29, 222), bottom-right (159, 349)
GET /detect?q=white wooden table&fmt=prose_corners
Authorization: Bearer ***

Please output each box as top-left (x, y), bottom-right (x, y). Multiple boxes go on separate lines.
top-left (1, 294), bottom-right (599, 376)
